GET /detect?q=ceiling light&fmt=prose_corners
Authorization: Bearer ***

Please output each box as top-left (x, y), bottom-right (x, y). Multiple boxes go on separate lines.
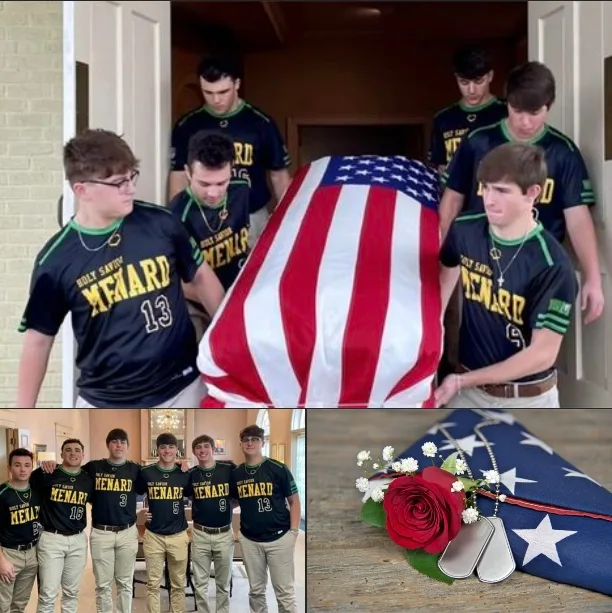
top-left (353, 7), bottom-right (382, 18)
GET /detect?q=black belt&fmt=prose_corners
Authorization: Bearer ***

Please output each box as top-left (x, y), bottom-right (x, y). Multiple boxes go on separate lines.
top-left (2, 540), bottom-right (38, 551)
top-left (46, 529), bottom-right (83, 537)
top-left (93, 522), bottom-right (135, 533)
top-left (193, 522), bottom-right (231, 535)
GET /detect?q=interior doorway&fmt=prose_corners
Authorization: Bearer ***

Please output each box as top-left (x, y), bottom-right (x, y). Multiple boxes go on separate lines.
top-left (294, 121), bottom-right (427, 167)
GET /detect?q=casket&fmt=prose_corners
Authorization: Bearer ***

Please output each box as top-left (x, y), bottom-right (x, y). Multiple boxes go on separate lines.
top-left (371, 409), bottom-right (612, 595)
top-left (197, 155), bottom-right (443, 408)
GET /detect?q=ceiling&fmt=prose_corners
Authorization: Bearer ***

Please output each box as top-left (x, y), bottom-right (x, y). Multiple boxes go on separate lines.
top-left (171, 1), bottom-right (528, 53)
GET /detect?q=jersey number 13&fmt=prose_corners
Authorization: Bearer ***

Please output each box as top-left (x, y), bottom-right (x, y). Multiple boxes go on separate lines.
top-left (141, 296), bottom-right (173, 334)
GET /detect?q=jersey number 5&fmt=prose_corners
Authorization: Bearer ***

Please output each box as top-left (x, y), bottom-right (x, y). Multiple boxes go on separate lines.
top-left (141, 296), bottom-right (173, 334)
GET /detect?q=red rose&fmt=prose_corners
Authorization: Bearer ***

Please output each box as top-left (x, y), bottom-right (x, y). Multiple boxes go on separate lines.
top-left (383, 466), bottom-right (466, 554)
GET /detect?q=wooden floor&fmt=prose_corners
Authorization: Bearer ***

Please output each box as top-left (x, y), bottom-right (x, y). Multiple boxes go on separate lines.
top-left (306, 409), bottom-right (612, 613)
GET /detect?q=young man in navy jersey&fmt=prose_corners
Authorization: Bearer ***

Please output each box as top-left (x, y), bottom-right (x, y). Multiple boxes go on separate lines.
top-left (439, 61), bottom-right (603, 324)
top-left (0, 449), bottom-right (41, 613)
top-left (137, 433), bottom-right (192, 613)
top-left (169, 130), bottom-right (251, 341)
top-left (231, 425), bottom-right (301, 613)
top-left (16, 129), bottom-right (225, 408)
top-left (436, 143), bottom-right (578, 408)
top-left (429, 45), bottom-right (507, 172)
top-left (169, 55), bottom-right (292, 246)
top-left (189, 434), bottom-right (236, 613)
top-left (30, 439), bottom-right (94, 613)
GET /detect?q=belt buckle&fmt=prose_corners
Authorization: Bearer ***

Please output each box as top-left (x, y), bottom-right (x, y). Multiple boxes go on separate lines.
top-left (504, 384), bottom-right (515, 399)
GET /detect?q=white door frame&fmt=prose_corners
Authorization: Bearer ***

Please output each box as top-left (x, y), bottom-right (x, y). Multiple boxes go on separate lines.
top-left (62, 1), bottom-right (77, 408)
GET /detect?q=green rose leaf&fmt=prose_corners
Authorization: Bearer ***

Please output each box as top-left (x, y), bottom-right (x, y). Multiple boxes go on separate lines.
top-left (360, 497), bottom-right (386, 529)
top-left (458, 476), bottom-right (479, 491)
top-left (440, 451), bottom-right (459, 475)
top-left (405, 549), bottom-right (455, 585)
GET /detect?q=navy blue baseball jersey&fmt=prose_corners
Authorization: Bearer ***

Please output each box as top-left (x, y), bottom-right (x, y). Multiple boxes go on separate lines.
top-left (0, 482), bottom-right (42, 547)
top-left (231, 459), bottom-right (298, 543)
top-left (168, 180), bottom-right (250, 292)
top-left (440, 213), bottom-right (578, 382)
top-left (170, 101), bottom-right (291, 214)
top-left (190, 461), bottom-right (236, 528)
top-left (442, 120), bottom-right (596, 242)
top-left (428, 97), bottom-right (507, 166)
top-left (19, 201), bottom-right (203, 408)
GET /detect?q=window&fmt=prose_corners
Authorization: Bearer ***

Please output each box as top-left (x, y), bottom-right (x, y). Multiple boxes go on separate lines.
top-left (256, 409), bottom-right (271, 457)
top-left (291, 409), bottom-right (306, 521)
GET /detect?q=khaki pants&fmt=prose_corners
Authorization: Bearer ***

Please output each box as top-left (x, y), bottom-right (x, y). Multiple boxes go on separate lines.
top-left (240, 530), bottom-right (298, 613)
top-left (0, 546), bottom-right (38, 613)
top-left (446, 384), bottom-right (560, 408)
top-left (191, 527), bottom-right (234, 613)
top-left (75, 376), bottom-right (206, 409)
top-left (143, 529), bottom-right (188, 613)
top-left (248, 208), bottom-right (269, 248)
top-left (36, 530), bottom-right (88, 613)
top-left (90, 525), bottom-right (138, 613)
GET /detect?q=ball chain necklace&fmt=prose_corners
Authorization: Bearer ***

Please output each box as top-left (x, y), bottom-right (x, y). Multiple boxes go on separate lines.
top-left (187, 188), bottom-right (228, 234)
top-left (75, 219), bottom-right (123, 252)
top-left (437, 410), bottom-right (516, 583)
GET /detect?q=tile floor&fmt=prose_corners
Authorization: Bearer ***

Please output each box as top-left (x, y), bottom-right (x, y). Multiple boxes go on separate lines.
top-left (23, 532), bottom-right (305, 612)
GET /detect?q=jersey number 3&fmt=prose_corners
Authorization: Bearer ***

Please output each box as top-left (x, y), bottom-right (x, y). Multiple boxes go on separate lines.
top-left (141, 296), bottom-right (173, 334)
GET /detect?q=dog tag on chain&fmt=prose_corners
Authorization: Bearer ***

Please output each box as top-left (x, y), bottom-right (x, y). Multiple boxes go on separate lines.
top-left (476, 516), bottom-right (516, 583)
top-left (437, 516), bottom-right (494, 579)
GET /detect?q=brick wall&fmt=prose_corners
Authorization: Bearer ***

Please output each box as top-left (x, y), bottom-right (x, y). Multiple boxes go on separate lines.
top-left (0, 1), bottom-right (63, 408)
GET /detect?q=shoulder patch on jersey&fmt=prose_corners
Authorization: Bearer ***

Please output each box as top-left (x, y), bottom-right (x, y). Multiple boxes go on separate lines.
top-left (548, 297), bottom-right (572, 317)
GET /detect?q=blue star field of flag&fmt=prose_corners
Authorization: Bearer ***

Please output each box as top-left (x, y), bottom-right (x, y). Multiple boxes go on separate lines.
top-left (319, 155), bottom-right (440, 211)
top-left (370, 408), bottom-right (612, 595)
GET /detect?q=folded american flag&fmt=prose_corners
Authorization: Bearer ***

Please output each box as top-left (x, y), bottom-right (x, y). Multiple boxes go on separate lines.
top-left (197, 155), bottom-right (443, 408)
top-left (375, 409), bottom-right (612, 595)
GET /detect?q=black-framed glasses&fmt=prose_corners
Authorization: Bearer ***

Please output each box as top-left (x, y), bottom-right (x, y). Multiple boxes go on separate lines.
top-left (241, 437), bottom-right (261, 444)
top-left (84, 170), bottom-right (139, 191)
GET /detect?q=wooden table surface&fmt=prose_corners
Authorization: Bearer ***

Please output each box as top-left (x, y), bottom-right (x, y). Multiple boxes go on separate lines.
top-left (306, 409), bottom-right (612, 613)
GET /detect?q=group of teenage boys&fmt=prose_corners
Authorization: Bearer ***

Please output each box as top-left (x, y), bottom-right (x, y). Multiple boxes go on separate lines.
top-left (0, 425), bottom-right (301, 613)
top-left (15, 47), bottom-right (602, 409)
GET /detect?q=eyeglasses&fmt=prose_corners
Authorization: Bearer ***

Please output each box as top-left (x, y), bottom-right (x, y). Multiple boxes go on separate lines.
top-left (241, 437), bottom-right (261, 444)
top-left (84, 170), bottom-right (139, 192)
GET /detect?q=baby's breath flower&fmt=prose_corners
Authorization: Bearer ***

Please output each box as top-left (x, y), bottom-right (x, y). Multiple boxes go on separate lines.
top-left (421, 442), bottom-right (437, 458)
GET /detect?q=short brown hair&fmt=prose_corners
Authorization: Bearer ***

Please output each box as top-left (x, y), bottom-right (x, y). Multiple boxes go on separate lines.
top-left (506, 61), bottom-right (556, 112)
top-left (239, 425), bottom-right (265, 440)
top-left (476, 143), bottom-right (548, 194)
top-left (61, 438), bottom-right (84, 452)
top-left (192, 434), bottom-right (215, 451)
top-left (63, 129), bottom-right (139, 184)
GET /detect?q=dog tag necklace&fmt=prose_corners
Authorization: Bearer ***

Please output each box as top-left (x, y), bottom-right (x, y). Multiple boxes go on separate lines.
top-left (437, 417), bottom-right (515, 583)
top-left (472, 417), bottom-right (516, 583)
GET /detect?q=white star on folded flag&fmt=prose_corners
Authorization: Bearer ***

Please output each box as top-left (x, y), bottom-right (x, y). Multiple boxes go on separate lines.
top-left (439, 434), bottom-right (489, 457)
top-left (562, 467), bottom-right (602, 486)
top-left (513, 514), bottom-right (577, 566)
top-left (426, 422), bottom-right (457, 435)
top-left (519, 432), bottom-right (554, 455)
top-left (480, 467), bottom-right (538, 495)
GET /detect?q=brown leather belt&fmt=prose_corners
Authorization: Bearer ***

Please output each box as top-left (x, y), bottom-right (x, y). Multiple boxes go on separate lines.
top-left (2, 539), bottom-right (38, 551)
top-left (457, 365), bottom-right (557, 399)
top-left (93, 522), bottom-right (135, 533)
top-left (193, 522), bottom-right (231, 535)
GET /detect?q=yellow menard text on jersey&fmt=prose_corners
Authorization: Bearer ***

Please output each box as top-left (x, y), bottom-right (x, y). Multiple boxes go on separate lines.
top-left (50, 486), bottom-right (89, 505)
top-left (444, 128), bottom-right (469, 161)
top-left (95, 477), bottom-right (133, 492)
top-left (201, 227), bottom-right (248, 270)
top-left (193, 483), bottom-right (230, 500)
top-left (234, 142), bottom-right (253, 166)
top-left (78, 255), bottom-right (171, 317)
top-left (478, 178), bottom-right (556, 205)
top-left (237, 482), bottom-right (273, 498)
top-left (460, 263), bottom-right (525, 325)
top-left (10, 504), bottom-right (40, 526)
top-left (148, 486), bottom-right (183, 500)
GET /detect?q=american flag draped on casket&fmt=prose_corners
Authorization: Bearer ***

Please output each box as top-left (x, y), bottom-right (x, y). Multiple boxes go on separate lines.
top-left (197, 155), bottom-right (443, 408)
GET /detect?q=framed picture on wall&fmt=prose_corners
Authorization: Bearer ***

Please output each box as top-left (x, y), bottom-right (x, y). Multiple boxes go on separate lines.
top-left (278, 443), bottom-right (286, 464)
top-left (271, 444), bottom-right (277, 460)
top-left (214, 439), bottom-right (226, 455)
